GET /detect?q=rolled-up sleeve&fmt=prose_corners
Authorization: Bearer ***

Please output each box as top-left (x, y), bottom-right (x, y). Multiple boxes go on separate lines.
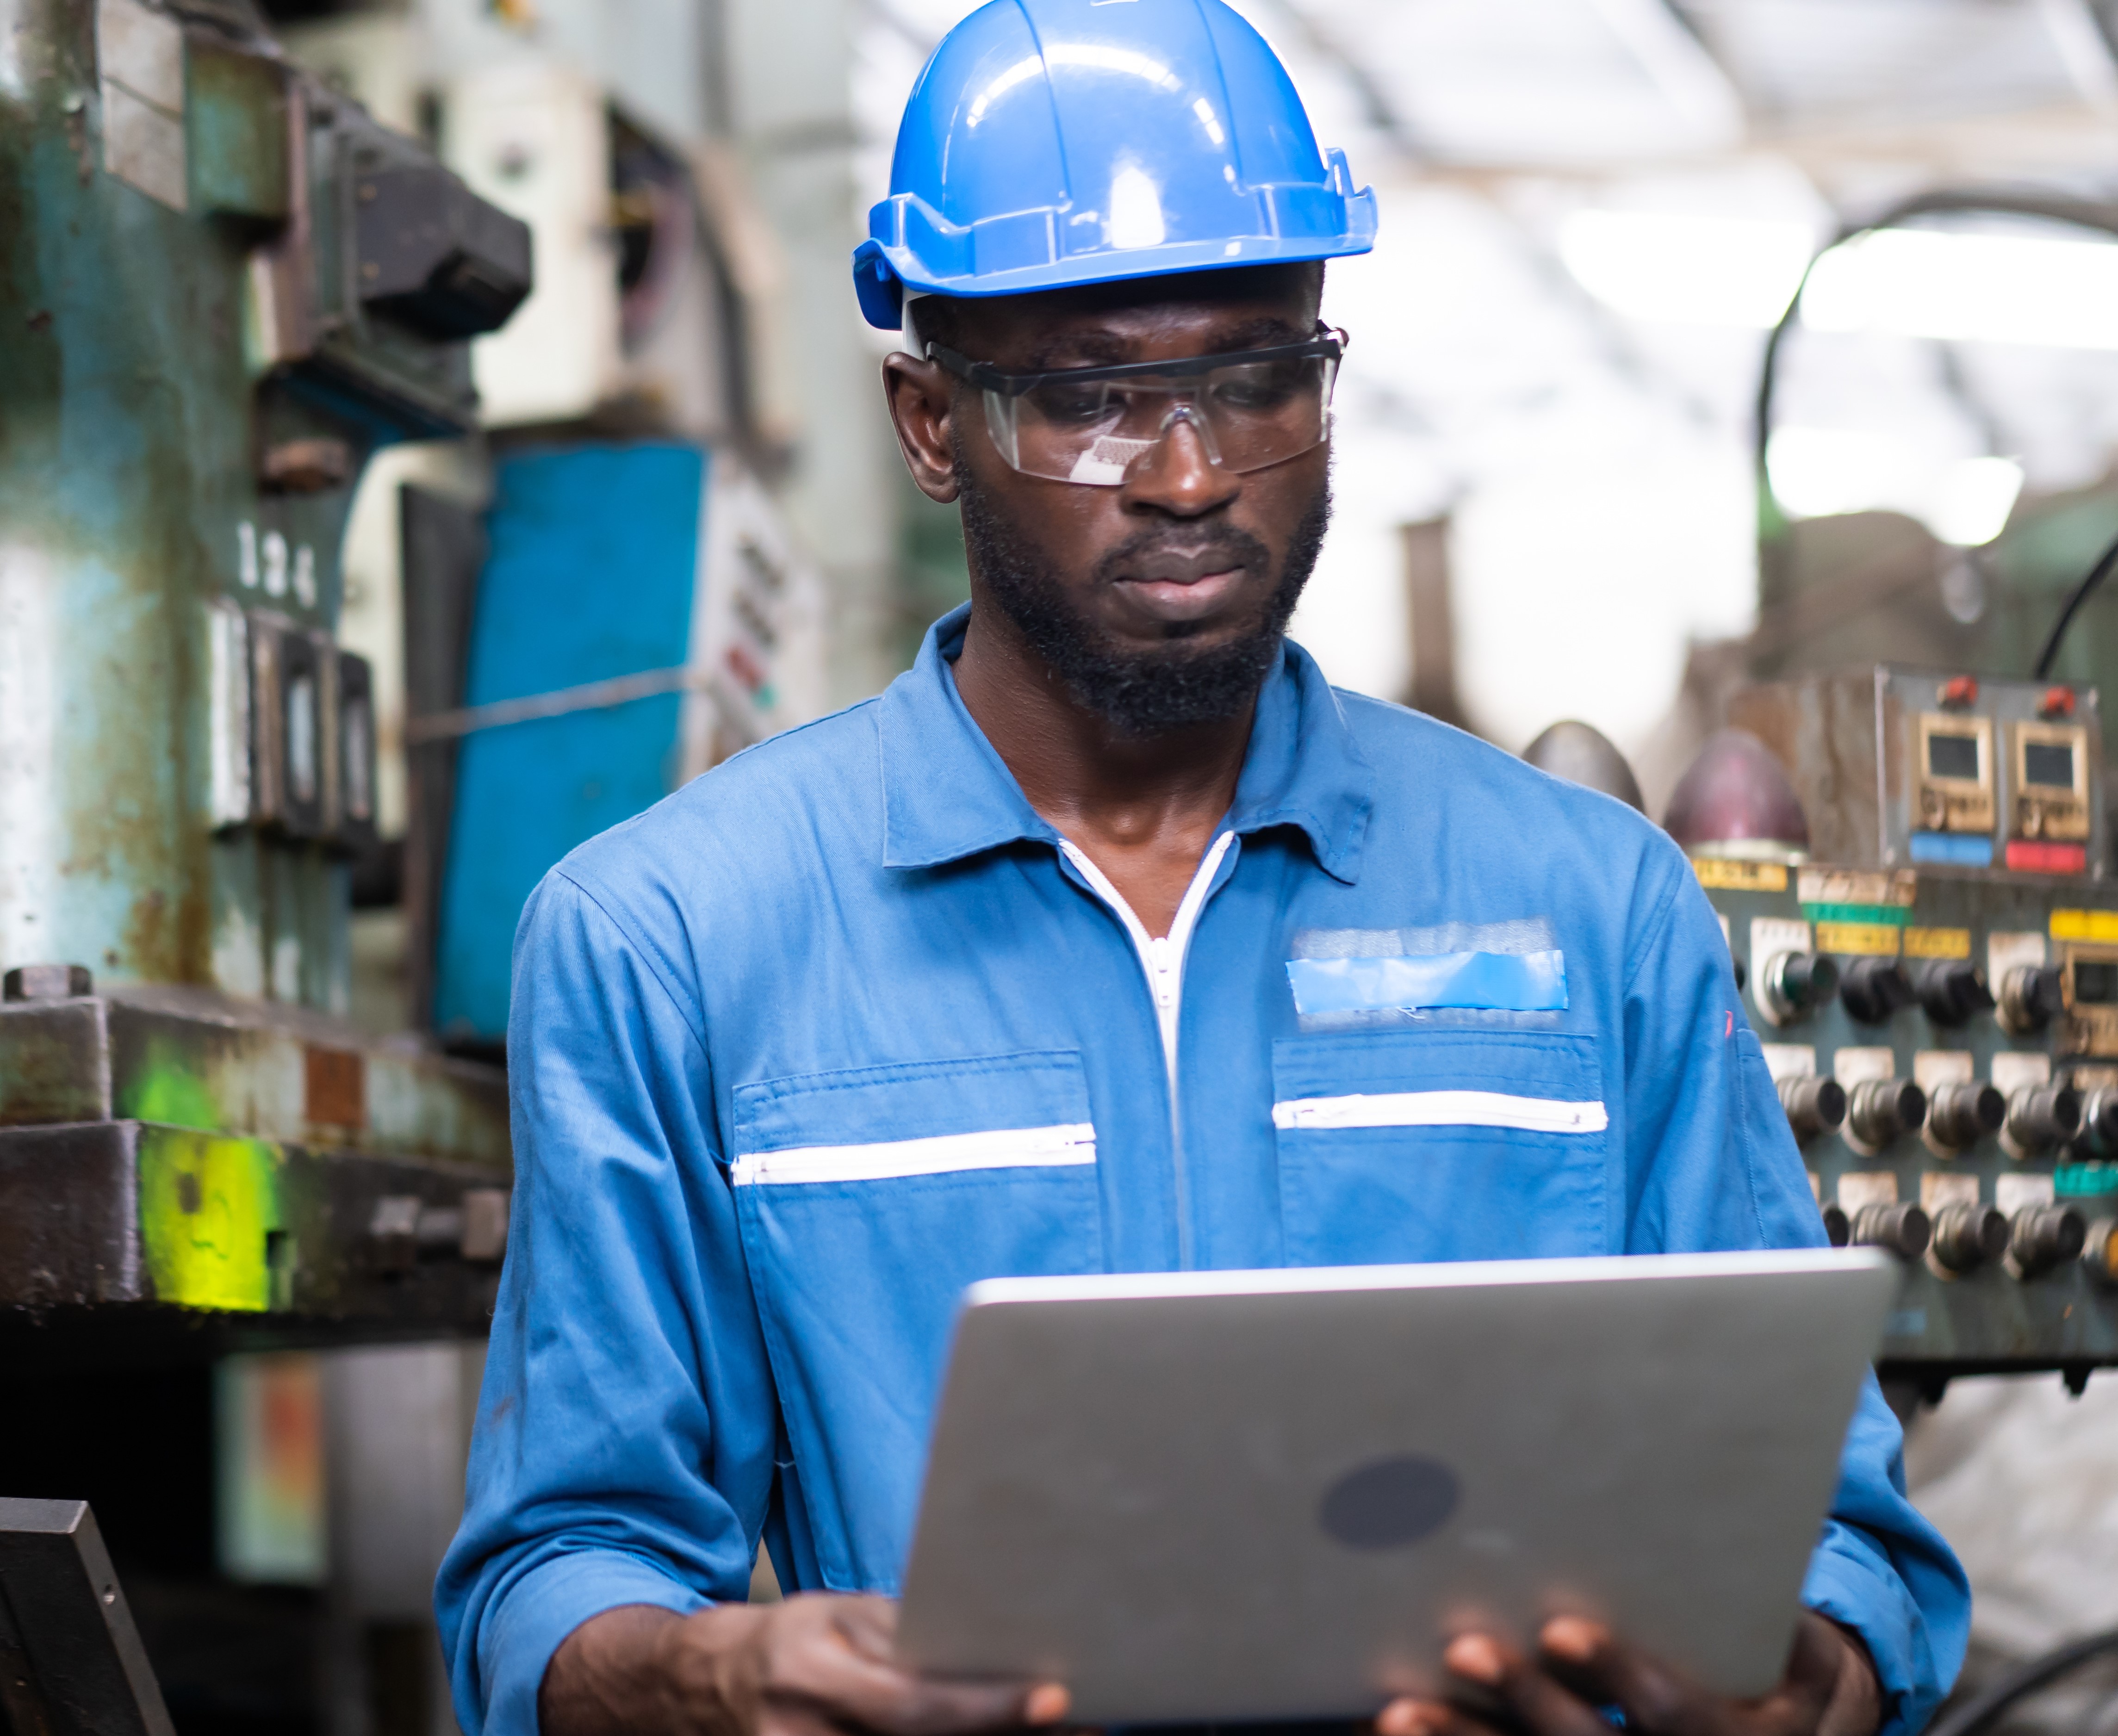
top-left (435, 870), bottom-right (778, 1736)
top-left (1619, 849), bottom-right (1970, 1736)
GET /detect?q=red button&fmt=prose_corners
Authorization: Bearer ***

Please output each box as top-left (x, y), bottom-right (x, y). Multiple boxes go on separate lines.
top-left (2006, 839), bottom-right (2087, 874)
top-left (1941, 675), bottom-right (1979, 708)
top-left (2040, 685), bottom-right (2077, 719)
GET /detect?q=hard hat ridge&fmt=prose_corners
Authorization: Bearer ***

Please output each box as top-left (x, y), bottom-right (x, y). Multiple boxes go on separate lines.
top-left (853, 0), bottom-right (1378, 328)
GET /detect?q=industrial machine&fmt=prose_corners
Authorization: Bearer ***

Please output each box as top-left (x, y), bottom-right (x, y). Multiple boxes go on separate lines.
top-left (1666, 669), bottom-right (2118, 1398)
top-left (0, 0), bottom-right (529, 1338)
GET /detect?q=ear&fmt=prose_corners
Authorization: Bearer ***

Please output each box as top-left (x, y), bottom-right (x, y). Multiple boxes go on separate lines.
top-left (882, 353), bottom-right (961, 504)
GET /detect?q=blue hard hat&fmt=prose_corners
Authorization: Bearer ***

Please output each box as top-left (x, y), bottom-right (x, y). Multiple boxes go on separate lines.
top-left (853, 0), bottom-right (1378, 329)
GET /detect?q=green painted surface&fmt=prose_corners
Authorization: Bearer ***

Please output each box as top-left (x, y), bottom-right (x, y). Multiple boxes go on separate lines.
top-left (187, 41), bottom-right (289, 220)
top-left (138, 1124), bottom-right (283, 1312)
top-left (1801, 903), bottom-right (1912, 927)
top-left (122, 1035), bottom-right (226, 1132)
top-left (2058, 1162), bottom-right (2118, 1200)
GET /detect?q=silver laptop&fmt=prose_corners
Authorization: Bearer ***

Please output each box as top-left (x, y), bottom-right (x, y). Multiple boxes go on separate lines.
top-left (895, 1248), bottom-right (1897, 1724)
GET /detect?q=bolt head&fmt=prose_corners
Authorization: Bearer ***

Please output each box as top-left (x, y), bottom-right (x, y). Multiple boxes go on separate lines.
top-left (3, 963), bottom-right (93, 1002)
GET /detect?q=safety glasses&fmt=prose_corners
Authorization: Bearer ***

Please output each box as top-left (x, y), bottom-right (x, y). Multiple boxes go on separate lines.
top-left (929, 327), bottom-right (1346, 487)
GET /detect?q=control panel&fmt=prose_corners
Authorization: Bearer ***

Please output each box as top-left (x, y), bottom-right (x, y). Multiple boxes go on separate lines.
top-left (1729, 670), bottom-right (2106, 876)
top-left (1700, 857), bottom-right (2118, 1391)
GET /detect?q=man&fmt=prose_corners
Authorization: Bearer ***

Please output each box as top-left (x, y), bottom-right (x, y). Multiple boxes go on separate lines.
top-left (437, 2), bottom-right (1969, 1733)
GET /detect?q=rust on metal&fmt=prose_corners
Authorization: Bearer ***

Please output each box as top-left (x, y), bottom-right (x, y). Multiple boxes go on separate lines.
top-left (303, 1044), bottom-right (364, 1132)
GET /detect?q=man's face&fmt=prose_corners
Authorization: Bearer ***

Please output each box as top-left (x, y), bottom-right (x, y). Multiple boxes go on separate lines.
top-left (888, 265), bottom-right (1333, 735)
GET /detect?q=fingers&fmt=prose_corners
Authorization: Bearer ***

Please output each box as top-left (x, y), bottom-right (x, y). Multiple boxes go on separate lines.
top-left (768, 1595), bottom-right (1068, 1736)
top-left (1376, 1697), bottom-right (1504, 1736)
top-left (1376, 1623), bottom-right (1696, 1736)
top-left (1441, 1631), bottom-right (1620, 1736)
top-left (1378, 1612), bottom-right (1863, 1736)
top-left (1531, 1617), bottom-right (1702, 1734)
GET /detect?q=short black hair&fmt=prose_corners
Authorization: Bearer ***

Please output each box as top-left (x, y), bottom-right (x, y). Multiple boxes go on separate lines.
top-left (907, 291), bottom-right (967, 356)
top-left (907, 259), bottom-right (1325, 360)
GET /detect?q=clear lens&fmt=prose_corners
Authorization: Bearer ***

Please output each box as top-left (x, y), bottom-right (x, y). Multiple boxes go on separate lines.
top-left (983, 354), bottom-right (1336, 487)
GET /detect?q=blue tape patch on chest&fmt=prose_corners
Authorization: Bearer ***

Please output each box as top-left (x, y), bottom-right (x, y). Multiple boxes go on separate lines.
top-left (1286, 949), bottom-right (1569, 1016)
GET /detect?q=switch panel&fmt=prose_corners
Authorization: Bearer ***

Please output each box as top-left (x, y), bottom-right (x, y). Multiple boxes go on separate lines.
top-left (1696, 846), bottom-right (2118, 1383)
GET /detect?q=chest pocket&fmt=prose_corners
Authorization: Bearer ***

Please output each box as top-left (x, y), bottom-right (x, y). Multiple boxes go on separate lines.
top-left (730, 1048), bottom-right (1104, 1589)
top-left (1273, 1030), bottom-right (1612, 1266)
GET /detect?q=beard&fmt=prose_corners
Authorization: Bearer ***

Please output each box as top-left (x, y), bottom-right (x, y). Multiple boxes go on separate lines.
top-left (957, 456), bottom-right (1332, 738)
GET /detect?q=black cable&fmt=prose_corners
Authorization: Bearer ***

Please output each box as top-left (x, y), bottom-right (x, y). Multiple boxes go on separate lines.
top-left (1923, 1626), bottom-right (2118, 1736)
top-left (1751, 190), bottom-right (2118, 678)
top-left (2032, 526), bottom-right (2118, 680)
top-left (1755, 189), bottom-right (2118, 511)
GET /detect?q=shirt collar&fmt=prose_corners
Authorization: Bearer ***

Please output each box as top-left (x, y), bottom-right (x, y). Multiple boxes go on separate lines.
top-left (878, 603), bottom-right (1373, 884)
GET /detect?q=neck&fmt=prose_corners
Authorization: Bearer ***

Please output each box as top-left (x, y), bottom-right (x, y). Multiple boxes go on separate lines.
top-left (951, 599), bottom-right (1258, 861)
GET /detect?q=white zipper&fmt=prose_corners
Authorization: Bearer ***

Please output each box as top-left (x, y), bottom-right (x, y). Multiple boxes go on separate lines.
top-left (1058, 831), bottom-right (1236, 1266)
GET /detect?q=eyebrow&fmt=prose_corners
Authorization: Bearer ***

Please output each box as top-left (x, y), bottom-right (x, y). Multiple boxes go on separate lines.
top-left (1019, 313), bottom-right (1312, 373)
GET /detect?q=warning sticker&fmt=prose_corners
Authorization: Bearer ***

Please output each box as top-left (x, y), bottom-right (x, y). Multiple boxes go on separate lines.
top-left (1693, 858), bottom-right (1789, 892)
top-left (1903, 926), bottom-right (1972, 960)
top-left (1816, 921), bottom-right (1901, 956)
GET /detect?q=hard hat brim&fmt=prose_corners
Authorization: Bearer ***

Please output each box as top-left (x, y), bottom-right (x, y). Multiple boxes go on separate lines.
top-left (854, 201), bottom-right (1377, 330)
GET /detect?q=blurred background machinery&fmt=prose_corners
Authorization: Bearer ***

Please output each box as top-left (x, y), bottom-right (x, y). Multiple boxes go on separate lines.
top-left (0, 4), bottom-right (529, 1730)
top-left (0, 1), bottom-right (824, 1730)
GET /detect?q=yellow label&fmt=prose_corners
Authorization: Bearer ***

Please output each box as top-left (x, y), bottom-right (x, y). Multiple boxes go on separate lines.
top-left (138, 1127), bottom-right (282, 1313)
top-left (1903, 926), bottom-right (1972, 960)
top-left (1692, 858), bottom-right (1788, 892)
top-left (2051, 909), bottom-right (2118, 942)
top-left (1816, 921), bottom-right (1902, 956)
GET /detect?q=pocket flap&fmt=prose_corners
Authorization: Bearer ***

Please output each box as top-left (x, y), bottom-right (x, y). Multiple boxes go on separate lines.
top-left (1273, 1030), bottom-right (1604, 1132)
top-left (733, 1049), bottom-right (1093, 1168)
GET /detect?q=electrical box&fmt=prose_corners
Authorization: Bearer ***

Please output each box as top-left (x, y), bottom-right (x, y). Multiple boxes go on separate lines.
top-left (1729, 668), bottom-right (2106, 876)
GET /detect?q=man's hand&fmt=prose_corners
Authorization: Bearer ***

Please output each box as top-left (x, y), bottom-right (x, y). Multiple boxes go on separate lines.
top-left (1375, 1612), bottom-right (1882, 1736)
top-left (540, 1593), bottom-right (1072, 1736)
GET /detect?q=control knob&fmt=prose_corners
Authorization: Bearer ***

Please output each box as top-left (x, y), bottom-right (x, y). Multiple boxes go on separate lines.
top-left (1840, 959), bottom-right (1914, 1024)
top-left (1820, 1202), bottom-right (1850, 1247)
top-left (2073, 1086), bottom-right (2118, 1159)
top-left (1912, 960), bottom-right (1995, 1027)
top-left (1777, 1076), bottom-right (1846, 1142)
top-left (1998, 965), bottom-right (2067, 1036)
top-left (1929, 1202), bottom-right (2009, 1274)
top-left (1851, 1202), bottom-right (1931, 1261)
top-left (1846, 1078), bottom-right (1926, 1149)
top-left (2085, 1218), bottom-right (2118, 1288)
top-left (2004, 1083), bottom-right (2081, 1159)
top-left (2008, 1204), bottom-right (2087, 1279)
top-left (1925, 1081), bottom-right (2005, 1152)
top-left (1758, 951), bottom-right (1838, 1023)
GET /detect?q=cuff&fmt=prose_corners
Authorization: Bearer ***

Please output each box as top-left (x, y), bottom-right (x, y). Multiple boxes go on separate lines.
top-left (478, 1549), bottom-right (709, 1736)
top-left (1801, 1523), bottom-right (1932, 1736)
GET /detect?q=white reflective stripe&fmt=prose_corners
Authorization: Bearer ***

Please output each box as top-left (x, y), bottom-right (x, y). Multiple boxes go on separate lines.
top-left (732, 1122), bottom-right (1097, 1186)
top-left (1271, 1091), bottom-right (1609, 1134)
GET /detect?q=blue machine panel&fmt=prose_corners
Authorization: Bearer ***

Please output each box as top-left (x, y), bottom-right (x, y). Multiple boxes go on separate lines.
top-left (434, 443), bottom-right (707, 1042)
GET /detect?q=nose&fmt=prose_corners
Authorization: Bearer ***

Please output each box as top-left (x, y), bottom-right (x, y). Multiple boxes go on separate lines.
top-left (1122, 409), bottom-right (1240, 518)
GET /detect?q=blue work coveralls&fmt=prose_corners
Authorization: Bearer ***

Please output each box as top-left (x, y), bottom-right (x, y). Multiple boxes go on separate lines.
top-left (437, 605), bottom-right (1969, 1736)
